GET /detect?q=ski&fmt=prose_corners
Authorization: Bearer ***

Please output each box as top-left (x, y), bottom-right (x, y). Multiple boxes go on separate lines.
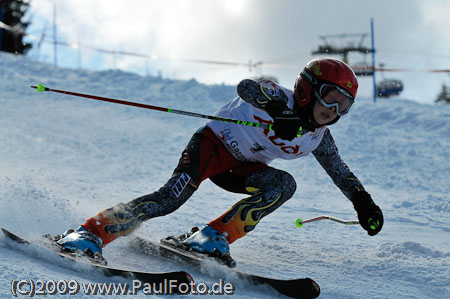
top-left (1, 228), bottom-right (193, 292)
top-left (130, 236), bottom-right (321, 299)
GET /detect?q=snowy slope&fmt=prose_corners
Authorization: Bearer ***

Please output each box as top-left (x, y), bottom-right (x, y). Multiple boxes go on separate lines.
top-left (1, 52), bottom-right (449, 298)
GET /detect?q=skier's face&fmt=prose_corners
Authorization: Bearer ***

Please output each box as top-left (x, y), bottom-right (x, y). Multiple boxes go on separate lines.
top-left (313, 98), bottom-right (338, 125)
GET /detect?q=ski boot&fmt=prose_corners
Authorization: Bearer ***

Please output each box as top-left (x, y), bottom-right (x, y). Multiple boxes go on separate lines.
top-left (51, 226), bottom-right (106, 265)
top-left (163, 225), bottom-right (236, 267)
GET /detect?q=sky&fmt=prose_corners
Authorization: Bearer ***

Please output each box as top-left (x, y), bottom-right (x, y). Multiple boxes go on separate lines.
top-left (22, 0), bottom-right (450, 105)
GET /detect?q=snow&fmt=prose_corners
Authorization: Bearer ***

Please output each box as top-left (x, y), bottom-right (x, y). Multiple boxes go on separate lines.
top-left (1, 52), bottom-right (449, 298)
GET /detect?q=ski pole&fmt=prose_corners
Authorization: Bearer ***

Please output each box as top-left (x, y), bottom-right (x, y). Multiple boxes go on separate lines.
top-left (31, 83), bottom-right (279, 132)
top-left (295, 215), bottom-right (359, 228)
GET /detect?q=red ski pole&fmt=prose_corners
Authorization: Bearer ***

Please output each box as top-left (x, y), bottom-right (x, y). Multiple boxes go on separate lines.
top-left (31, 83), bottom-right (270, 130)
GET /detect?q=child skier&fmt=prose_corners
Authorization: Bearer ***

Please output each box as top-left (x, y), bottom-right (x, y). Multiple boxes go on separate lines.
top-left (57, 57), bottom-right (384, 263)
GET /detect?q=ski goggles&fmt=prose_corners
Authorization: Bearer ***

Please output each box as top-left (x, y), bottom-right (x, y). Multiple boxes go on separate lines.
top-left (313, 84), bottom-right (354, 116)
top-left (300, 68), bottom-right (355, 116)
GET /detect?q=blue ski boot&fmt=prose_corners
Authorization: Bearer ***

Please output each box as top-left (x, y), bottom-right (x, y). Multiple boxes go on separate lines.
top-left (54, 226), bottom-right (106, 264)
top-left (180, 225), bottom-right (235, 267)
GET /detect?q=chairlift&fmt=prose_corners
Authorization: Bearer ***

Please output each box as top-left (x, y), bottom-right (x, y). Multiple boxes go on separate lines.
top-left (375, 63), bottom-right (404, 98)
top-left (376, 78), bottom-right (404, 98)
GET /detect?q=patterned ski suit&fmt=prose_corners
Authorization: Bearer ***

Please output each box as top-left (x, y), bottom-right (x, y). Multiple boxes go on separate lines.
top-left (81, 80), bottom-right (364, 246)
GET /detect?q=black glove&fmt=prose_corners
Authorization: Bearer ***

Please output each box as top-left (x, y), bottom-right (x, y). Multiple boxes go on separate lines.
top-left (350, 190), bottom-right (384, 236)
top-left (236, 79), bottom-right (302, 141)
top-left (265, 98), bottom-right (302, 141)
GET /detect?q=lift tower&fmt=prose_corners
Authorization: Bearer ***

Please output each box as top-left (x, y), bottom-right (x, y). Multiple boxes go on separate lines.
top-left (312, 33), bottom-right (373, 76)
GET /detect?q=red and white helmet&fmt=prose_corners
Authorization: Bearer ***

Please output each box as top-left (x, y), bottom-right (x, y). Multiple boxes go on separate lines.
top-left (294, 58), bottom-right (358, 116)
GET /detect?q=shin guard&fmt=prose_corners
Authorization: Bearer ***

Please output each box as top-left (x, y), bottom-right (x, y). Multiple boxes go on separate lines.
top-left (208, 192), bottom-right (282, 244)
top-left (209, 168), bottom-right (296, 244)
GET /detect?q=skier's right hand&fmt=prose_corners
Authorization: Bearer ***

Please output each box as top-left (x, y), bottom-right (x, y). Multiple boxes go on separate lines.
top-left (351, 190), bottom-right (384, 236)
top-left (265, 99), bottom-right (302, 141)
top-left (236, 79), bottom-right (302, 141)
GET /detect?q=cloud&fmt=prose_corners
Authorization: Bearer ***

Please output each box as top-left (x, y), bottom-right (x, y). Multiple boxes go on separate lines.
top-left (27, 0), bottom-right (450, 104)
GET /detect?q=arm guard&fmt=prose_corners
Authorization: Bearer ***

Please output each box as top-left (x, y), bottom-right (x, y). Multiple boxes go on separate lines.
top-left (237, 79), bottom-right (289, 110)
top-left (312, 129), bottom-right (364, 199)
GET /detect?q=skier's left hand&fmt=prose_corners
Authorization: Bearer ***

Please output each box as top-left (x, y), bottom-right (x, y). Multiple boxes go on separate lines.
top-left (351, 190), bottom-right (384, 236)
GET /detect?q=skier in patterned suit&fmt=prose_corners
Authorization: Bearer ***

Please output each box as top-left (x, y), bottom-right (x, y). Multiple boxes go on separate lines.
top-left (57, 58), bottom-right (384, 263)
